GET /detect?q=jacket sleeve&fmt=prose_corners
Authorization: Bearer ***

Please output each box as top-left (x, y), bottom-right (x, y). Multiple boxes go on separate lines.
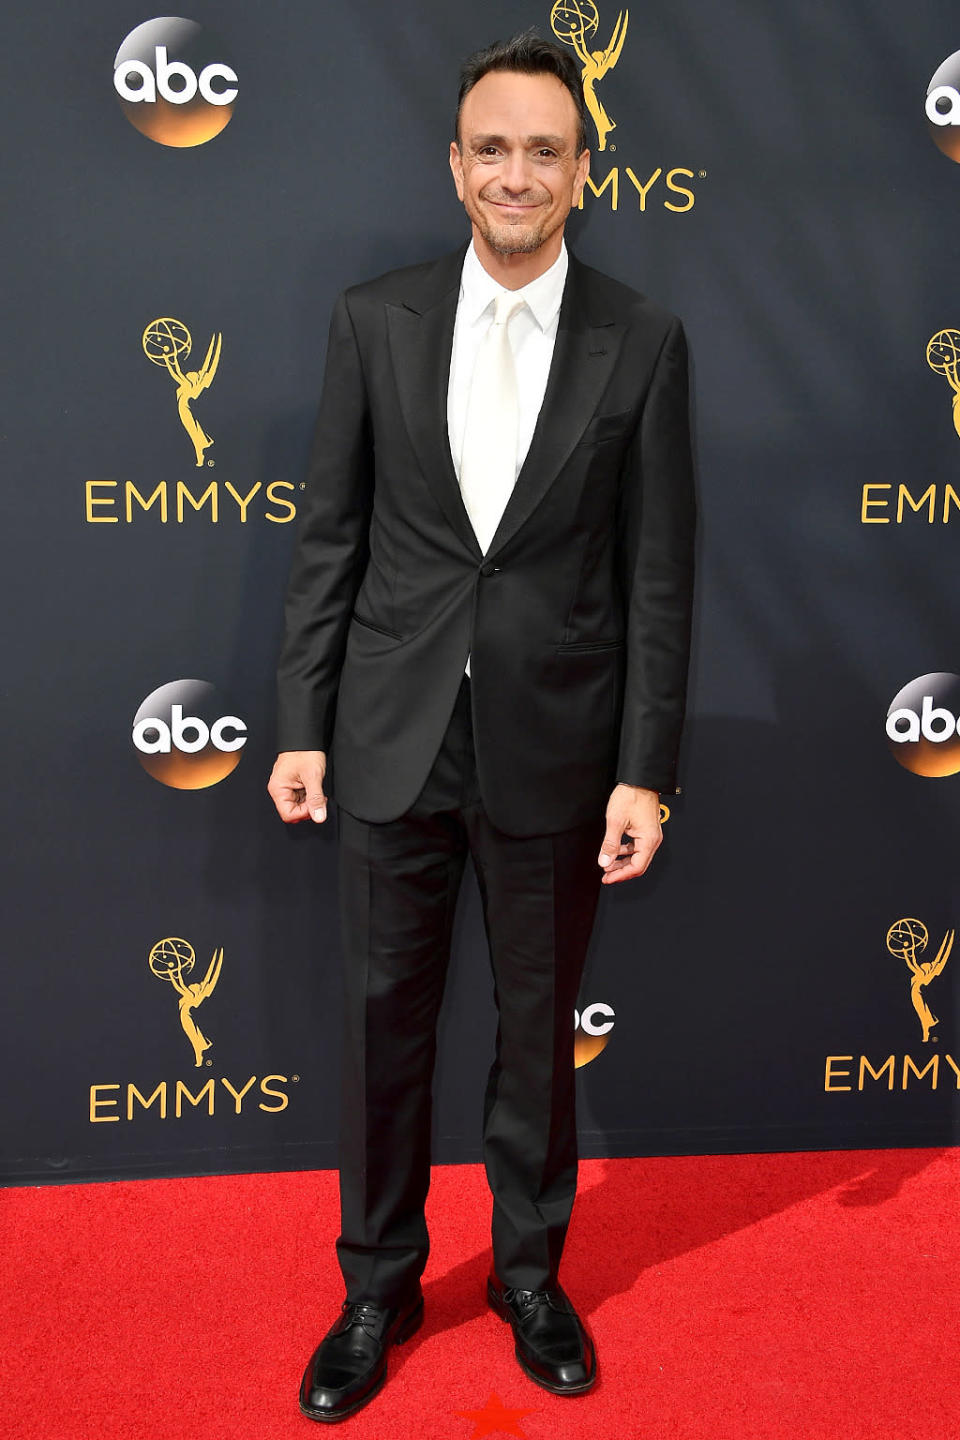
top-left (615, 317), bottom-right (696, 793)
top-left (275, 291), bottom-right (374, 752)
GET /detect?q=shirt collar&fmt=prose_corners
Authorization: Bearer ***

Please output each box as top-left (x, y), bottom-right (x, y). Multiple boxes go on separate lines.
top-left (459, 239), bottom-right (568, 332)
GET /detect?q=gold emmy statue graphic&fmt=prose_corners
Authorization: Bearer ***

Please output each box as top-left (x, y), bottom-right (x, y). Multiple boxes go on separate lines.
top-left (142, 317), bottom-right (222, 466)
top-left (926, 329), bottom-right (960, 439)
top-left (551, 0), bottom-right (629, 153)
top-left (886, 918), bottom-right (955, 1043)
top-left (149, 937), bottom-right (224, 1067)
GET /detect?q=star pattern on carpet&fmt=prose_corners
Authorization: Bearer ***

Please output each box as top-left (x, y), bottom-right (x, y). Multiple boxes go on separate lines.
top-left (454, 1390), bottom-right (536, 1438)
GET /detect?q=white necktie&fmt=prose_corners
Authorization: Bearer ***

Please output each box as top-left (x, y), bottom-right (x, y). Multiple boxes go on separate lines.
top-left (459, 292), bottom-right (526, 555)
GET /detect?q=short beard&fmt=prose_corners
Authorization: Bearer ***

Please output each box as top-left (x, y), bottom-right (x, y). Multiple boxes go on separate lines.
top-left (480, 220), bottom-right (547, 255)
top-left (471, 203), bottom-right (555, 255)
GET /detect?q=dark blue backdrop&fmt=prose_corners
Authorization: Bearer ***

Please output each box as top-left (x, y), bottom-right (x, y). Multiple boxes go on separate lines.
top-left (3, 0), bottom-right (959, 1183)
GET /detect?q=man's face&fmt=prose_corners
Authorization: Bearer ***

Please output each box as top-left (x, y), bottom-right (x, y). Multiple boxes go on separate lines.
top-left (449, 70), bottom-right (590, 257)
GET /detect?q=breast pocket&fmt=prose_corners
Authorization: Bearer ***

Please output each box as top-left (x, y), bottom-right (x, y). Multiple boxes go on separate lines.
top-left (555, 638), bottom-right (624, 655)
top-left (575, 410), bottom-right (635, 448)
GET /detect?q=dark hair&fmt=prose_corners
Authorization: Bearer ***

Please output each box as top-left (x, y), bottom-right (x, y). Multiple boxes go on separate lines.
top-left (455, 30), bottom-right (589, 156)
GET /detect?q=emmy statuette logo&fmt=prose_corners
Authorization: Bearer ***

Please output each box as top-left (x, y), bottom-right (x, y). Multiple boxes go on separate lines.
top-left (550, 0), bottom-right (628, 153)
top-left (143, 317), bottom-right (222, 467)
top-left (86, 934), bottom-right (298, 1124)
top-left (82, 317), bottom-right (296, 527)
top-left (545, 0), bottom-right (701, 215)
top-left (927, 329), bottom-right (960, 438)
top-left (822, 916), bottom-right (960, 1096)
top-left (114, 18), bottom-right (238, 148)
top-left (150, 937), bottom-right (223, 1067)
top-left (887, 919), bottom-right (955, 1044)
top-left (858, 338), bottom-right (960, 522)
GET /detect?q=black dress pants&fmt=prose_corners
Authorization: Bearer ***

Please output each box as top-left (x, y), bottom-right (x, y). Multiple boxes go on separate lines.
top-left (334, 676), bottom-right (602, 1306)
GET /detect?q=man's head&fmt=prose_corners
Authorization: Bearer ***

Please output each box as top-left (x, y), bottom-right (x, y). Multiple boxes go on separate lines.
top-left (450, 31), bottom-right (590, 264)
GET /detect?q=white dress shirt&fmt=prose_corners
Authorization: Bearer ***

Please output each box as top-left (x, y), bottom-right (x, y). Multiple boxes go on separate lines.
top-left (447, 240), bottom-right (568, 495)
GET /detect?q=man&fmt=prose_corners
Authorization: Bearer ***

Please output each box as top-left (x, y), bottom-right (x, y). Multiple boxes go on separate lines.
top-left (268, 30), bottom-right (695, 1423)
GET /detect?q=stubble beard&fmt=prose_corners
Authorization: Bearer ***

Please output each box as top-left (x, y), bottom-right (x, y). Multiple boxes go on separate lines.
top-left (479, 218), bottom-right (548, 255)
top-left (470, 189), bottom-right (558, 257)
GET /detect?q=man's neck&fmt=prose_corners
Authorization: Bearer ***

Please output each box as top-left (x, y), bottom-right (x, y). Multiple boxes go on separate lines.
top-left (470, 225), bottom-right (565, 290)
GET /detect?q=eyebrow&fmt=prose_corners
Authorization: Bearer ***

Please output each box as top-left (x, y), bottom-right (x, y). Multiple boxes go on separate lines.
top-left (467, 133), bottom-right (569, 149)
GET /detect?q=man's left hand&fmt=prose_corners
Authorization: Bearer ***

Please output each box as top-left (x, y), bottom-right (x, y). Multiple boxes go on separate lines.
top-left (597, 784), bottom-right (662, 885)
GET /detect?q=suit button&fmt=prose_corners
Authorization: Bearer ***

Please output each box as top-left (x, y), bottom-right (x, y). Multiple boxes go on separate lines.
top-left (480, 563), bottom-right (501, 576)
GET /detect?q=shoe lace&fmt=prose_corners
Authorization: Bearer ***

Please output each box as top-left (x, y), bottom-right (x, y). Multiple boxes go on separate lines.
top-left (340, 1301), bottom-right (387, 1338)
top-left (502, 1286), bottom-right (556, 1312)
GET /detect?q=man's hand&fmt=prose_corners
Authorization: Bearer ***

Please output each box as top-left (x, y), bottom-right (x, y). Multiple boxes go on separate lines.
top-left (267, 750), bottom-right (328, 824)
top-left (597, 784), bottom-right (662, 885)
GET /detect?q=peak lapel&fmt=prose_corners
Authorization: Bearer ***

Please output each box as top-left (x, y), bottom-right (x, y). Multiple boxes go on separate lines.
top-left (486, 257), bottom-right (624, 559)
top-left (386, 245), bottom-right (482, 559)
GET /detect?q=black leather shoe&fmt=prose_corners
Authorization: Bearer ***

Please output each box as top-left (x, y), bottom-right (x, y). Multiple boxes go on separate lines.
top-left (487, 1275), bottom-right (596, 1395)
top-left (299, 1293), bottom-right (424, 1423)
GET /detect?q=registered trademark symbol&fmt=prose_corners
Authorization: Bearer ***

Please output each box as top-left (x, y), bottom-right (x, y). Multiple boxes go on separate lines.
top-left (609, 144), bottom-right (616, 152)
top-left (699, 170), bottom-right (707, 178)
top-left (207, 459), bottom-right (215, 467)
top-left (206, 1058), bottom-right (213, 1066)
top-left (292, 1074), bottom-right (300, 1083)
top-left (299, 483), bottom-right (306, 491)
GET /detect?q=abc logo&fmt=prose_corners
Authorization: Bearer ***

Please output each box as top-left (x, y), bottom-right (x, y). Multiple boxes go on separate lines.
top-left (926, 50), bottom-right (960, 162)
top-left (113, 18), bottom-right (237, 148)
top-left (133, 680), bottom-right (246, 789)
top-left (886, 672), bottom-right (960, 777)
top-left (573, 1002), bottom-right (615, 1068)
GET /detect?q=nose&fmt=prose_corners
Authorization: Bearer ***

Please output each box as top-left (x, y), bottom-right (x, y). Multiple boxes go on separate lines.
top-left (499, 147), bottom-right (533, 195)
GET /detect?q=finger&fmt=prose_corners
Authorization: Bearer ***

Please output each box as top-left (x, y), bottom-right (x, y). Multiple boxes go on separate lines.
top-left (268, 772), bottom-right (313, 823)
top-left (597, 813), bottom-right (627, 869)
top-left (601, 837), bottom-right (660, 884)
top-left (603, 853), bottom-right (654, 883)
top-left (269, 758), bottom-right (327, 824)
top-left (600, 846), bottom-right (630, 874)
top-left (270, 788), bottom-right (311, 824)
top-left (304, 782), bottom-right (327, 823)
top-left (605, 828), bottom-right (660, 864)
top-left (601, 856), bottom-right (645, 884)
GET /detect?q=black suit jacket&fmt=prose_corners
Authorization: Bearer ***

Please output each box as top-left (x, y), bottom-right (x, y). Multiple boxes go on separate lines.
top-left (276, 244), bottom-right (695, 836)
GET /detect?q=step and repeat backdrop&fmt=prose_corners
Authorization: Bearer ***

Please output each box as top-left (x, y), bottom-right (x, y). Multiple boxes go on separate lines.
top-left (3, 0), bottom-right (960, 1183)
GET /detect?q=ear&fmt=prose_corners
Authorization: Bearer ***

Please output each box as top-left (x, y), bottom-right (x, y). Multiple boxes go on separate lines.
top-left (449, 140), bottom-right (465, 202)
top-left (571, 146), bottom-right (591, 210)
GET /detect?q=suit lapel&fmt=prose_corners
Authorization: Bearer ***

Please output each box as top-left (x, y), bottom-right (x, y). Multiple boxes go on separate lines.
top-left (386, 246), bottom-right (624, 561)
top-left (386, 244), bottom-right (482, 558)
top-left (487, 255), bottom-right (624, 558)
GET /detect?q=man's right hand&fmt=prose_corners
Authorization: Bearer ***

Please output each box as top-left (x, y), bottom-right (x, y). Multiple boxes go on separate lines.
top-left (267, 751), bottom-right (328, 824)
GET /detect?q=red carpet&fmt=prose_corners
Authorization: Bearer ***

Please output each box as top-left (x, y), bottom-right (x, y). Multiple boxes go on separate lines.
top-left (2, 1149), bottom-right (959, 1440)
